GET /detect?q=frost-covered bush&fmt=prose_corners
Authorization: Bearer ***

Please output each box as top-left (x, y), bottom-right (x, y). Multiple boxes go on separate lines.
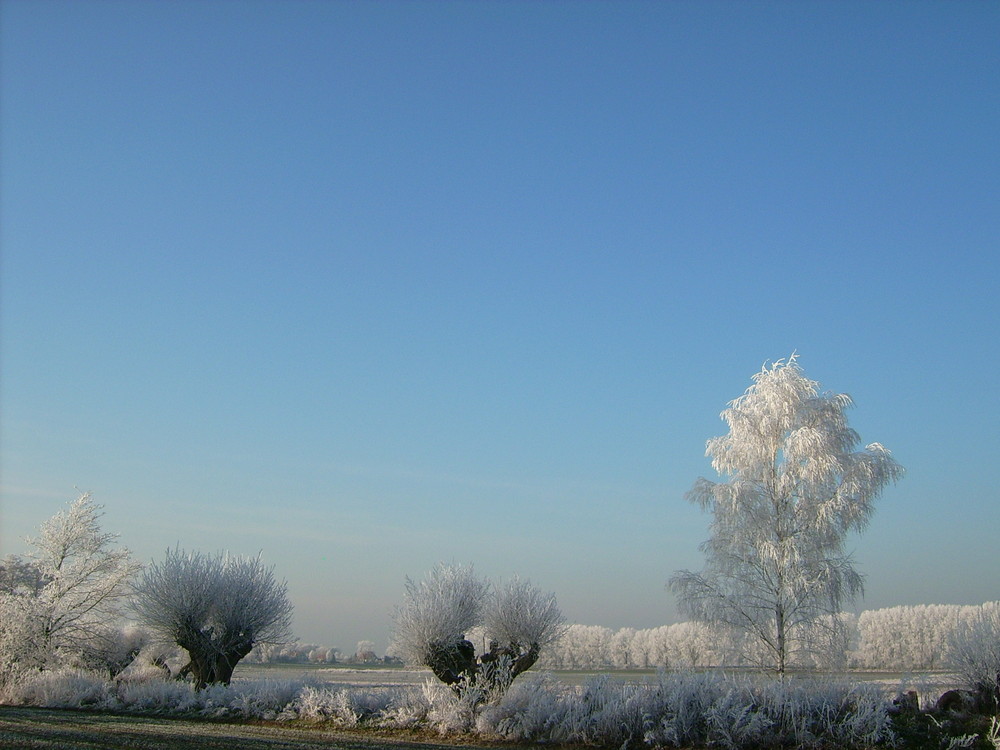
top-left (0, 662), bottom-right (899, 748)
top-left (294, 685), bottom-right (404, 725)
top-left (949, 601), bottom-right (1000, 711)
top-left (421, 678), bottom-right (483, 733)
top-left (227, 679), bottom-right (304, 720)
top-left (114, 677), bottom-right (208, 714)
top-left (1, 668), bottom-right (112, 708)
top-left (474, 673), bottom-right (566, 740)
top-left (0, 592), bottom-right (41, 687)
top-left (374, 680), bottom-right (438, 728)
top-left (476, 672), bottom-right (893, 749)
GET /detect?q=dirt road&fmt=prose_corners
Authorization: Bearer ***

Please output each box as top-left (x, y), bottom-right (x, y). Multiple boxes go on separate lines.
top-left (0, 706), bottom-right (504, 750)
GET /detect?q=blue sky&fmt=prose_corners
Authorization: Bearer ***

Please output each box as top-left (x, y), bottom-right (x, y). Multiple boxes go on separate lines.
top-left (2, 0), bottom-right (998, 651)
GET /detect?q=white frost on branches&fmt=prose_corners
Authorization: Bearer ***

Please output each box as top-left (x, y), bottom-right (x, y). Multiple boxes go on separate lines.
top-left (484, 575), bottom-right (565, 652)
top-left (0, 493), bottom-right (140, 676)
top-left (390, 564), bottom-right (564, 696)
top-left (670, 355), bottom-right (904, 673)
top-left (131, 548), bottom-right (293, 689)
top-left (390, 563), bottom-right (489, 667)
top-left (949, 601), bottom-right (1000, 709)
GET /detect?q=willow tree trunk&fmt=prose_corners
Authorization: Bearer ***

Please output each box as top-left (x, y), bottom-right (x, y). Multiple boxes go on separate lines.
top-left (178, 629), bottom-right (254, 690)
top-left (425, 639), bottom-right (542, 701)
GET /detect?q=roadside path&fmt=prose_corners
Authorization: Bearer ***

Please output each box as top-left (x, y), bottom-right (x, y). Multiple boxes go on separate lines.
top-left (0, 706), bottom-right (509, 750)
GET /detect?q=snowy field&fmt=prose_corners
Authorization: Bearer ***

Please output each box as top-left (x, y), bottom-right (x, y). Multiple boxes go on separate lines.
top-left (234, 663), bottom-right (962, 697)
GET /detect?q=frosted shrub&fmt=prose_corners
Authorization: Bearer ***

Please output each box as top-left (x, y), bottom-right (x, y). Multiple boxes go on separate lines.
top-left (702, 683), bottom-right (774, 749)
top-left (475, 671), bottom-right (893, 749)
top-left (475, 673), bottom-right (565, 741)
top-left (754, 678), bottom-right (893, 748)
top-left (825, 683), bottom-right (895, 747)
top-left (579, 675), bottom-right (651, 746)
top-left (227, 679), bottom-right (302, 720)
top-left (377, 682), bottom-right (435, 728)
top-left (293, 684), bottom-right (402, 725)
top-left (175, 683), bottom-right (234, 717)
top-left (644, 671), bottom-right (720, 747)
top-left (987, 717), bottom-right (1000, 750)
top-left (0, 664), bottom-right (894, 747)
top-left (950, 601), bottom-right (1000, 710)
top-left (403, 677), bottom-right (533, 735)
top-left (295, 686), bottom-right (358, 724)
top-left (115, 677), bottom-right (202, 714)
top-left (5, 668), bottom-right (111, 708)
top-left (115, 674), bottom-right (296, 718)
top-left (352, 686), bottom-right (410, 722)
top-left (423, 678), bottom-right (479, 733)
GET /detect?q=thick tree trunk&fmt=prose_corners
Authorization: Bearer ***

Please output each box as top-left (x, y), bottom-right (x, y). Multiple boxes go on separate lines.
top-left (475, 641), bottom-right (541, 696)
top-left (424, 639), bottom-right (542, 701)
top-left (182, 650), bottom-right (215, 691)
top-left (425, 639), bottom-right (477, 688)
top-left (209, 639), bottom-right (255, 686)
top-left (177, 628), bottom-right (254, 690)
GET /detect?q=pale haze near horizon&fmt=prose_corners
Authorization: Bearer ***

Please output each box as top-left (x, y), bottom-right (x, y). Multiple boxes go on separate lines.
top-left (1, 0), bottom-right (998, 654)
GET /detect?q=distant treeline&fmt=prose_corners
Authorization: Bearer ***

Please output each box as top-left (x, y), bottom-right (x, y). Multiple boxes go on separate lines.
top-left (252, 602), bottom-right (996, 672)
top-left (245, 640), bottom-right (402, 666)
top-left (536, 603), bottom-right (998, 671)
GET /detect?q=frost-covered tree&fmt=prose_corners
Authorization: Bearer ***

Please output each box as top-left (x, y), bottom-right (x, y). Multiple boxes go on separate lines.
top-left (855, 604), bottom-right (971, 670)
top-left (131, 548), bottom-right (293, 690)
top-left (538, 624), bottom-right (614, 669)
top-left (0, 493), bottom-right (141, 676)
top-left (391, 564), bottom-right (563, 698)
top-left (670, 355), bottom-right (903, 673)
top-left (353, 640), bottom-right (377, 663)
top-left (610, 627), bottom-right (638, 668)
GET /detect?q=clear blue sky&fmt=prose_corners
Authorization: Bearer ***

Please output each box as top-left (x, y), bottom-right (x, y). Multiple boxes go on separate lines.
top-left (2, 0), bottom-right (997, 652)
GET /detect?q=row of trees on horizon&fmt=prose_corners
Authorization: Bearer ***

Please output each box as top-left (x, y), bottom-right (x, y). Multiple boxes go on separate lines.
top-left (244, 602), bottom-right (1000, 675)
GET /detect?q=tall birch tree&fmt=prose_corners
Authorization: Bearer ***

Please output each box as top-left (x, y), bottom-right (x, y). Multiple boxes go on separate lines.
top-left (670, 355), bottom-right (903, 673)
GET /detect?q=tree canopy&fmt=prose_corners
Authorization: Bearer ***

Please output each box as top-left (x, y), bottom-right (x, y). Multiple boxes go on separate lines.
top-left (670, 355), bottom-right (904, 673)
top-left (391, 563), bottom-right (564, 699)
top-left (0, 493), bottom-right (140, 677)
top-left (132, 548), bottom-right (292, 689)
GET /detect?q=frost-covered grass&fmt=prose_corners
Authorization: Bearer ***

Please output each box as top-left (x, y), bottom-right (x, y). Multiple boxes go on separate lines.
top-left (473, 672), bottom-right (895, 748)
top-left (0, 667), bottom-right (909, 748)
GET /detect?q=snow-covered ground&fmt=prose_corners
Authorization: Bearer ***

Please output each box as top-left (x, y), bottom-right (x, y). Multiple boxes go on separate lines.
top-left (235, 663), bottom-right (962, 697)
